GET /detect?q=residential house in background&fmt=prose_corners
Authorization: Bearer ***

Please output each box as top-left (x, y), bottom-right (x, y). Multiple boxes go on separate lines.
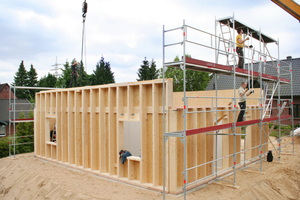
top-left (0, 83), bottom-right (17, 99)
top-left (0, 83), bottom-right (34, 137)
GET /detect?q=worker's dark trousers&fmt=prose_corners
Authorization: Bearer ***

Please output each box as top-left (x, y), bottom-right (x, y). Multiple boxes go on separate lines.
top-left (237, 101), bottom-right (246, 122)
top-left (69, 73), bottom-right (77, 87)
top-left (236, 47), bottom-right (244, 69)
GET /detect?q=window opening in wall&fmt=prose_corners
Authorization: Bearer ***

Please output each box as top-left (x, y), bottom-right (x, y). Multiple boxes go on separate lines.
top-left (123, 121), bottom-right (141, 157)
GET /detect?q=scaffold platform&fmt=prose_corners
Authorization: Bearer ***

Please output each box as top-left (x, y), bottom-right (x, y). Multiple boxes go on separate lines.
top-left (165, 57), bottom-right (290, 83)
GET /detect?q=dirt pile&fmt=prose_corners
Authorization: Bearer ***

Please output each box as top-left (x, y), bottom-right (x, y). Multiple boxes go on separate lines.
top-left (1, 137), bottom-right (299, 200)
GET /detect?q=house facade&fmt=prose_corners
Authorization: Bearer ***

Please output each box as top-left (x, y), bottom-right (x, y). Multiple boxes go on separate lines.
top-left (0, 84), bottom-right (34, 137)
top-left (0, 83), bottom-right (17, 99)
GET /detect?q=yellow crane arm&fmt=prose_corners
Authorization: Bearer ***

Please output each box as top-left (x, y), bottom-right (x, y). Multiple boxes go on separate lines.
top-left (271, 0), bottom-right (300, 21)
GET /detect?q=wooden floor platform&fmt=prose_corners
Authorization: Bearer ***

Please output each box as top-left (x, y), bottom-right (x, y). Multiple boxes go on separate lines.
top-left (164, 57), bottom-right (290, 83)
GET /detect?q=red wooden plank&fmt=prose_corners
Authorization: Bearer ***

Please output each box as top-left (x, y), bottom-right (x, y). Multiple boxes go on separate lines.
top-left (11, 118), bottom-right (34, 121)
top-left (280, 78), bottom-right (290, 83)
top-left (186, 123), bottom-right (232, 136)
top-left (185, 57), bottom-right (232, 71)
top-left (185, 115), bottom-right (291, 136)
top-left (280, 115), bottom-right (291, 120)
top-left (236, 119), bottom-right (260, 127)
top-left (262, 117), bottom-right (278, 122)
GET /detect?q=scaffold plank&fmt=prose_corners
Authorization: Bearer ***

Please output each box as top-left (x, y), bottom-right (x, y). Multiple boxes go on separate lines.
top-left (166, 57), bottom-right (290, 83)
top-left (185, 115), bottom-right (291, 136)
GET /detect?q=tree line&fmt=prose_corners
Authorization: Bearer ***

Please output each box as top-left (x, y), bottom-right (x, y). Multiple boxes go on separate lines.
top-left (12, 55), bottom-right (211, 100)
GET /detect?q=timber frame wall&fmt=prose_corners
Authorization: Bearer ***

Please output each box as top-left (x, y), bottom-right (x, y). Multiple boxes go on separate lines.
top-left (35, 79), bottom-right (174, 191)
top-left (34, 79), bottom-right (271, 194)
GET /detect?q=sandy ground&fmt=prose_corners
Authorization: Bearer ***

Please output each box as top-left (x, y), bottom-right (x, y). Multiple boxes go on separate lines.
top-left (1, 137), bottom-right (300, 200)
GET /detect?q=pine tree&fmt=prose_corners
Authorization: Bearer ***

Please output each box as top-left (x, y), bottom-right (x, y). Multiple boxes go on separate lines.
top-left (27, 64), bottom-right (38, 101)
top-left (137, 57), bottom-right (150, 81)
top-left (13, 60), bottom-right (29, 99)
top-left (56, 61), bottom-right (71, 88)
top-left (37, 73), bottom-right (57, 88)
top-left (103, 60), bottom-right (115, 84)
top-left (91, 57), bottom-right (115, 85)
top-left (148, 59), bottom-right (159, 80)
top-left (92, 57), bottom-right (105, 85)
top-left (78, 60), bottom-right (91, 86)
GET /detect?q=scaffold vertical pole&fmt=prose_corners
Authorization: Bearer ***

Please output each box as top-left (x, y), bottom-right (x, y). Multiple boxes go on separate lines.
top-left (13, 86), bottom-right (16, 159)
top-left (182, 19), bottom-right (187, 200)
top-left (9, 85), bottom-right (11, 157)
top-left (277, 38), bottom-right (282, 163)
top-left (162, 24), bottom-right (166, 200)
top-left (290, 61), bottom-right (294, 154)
top-left (215, 73), bottom-right (218, 181)
top-left (232, 14), bottom-right (237, 187)
top-left (259, 28), bottom-right (263, 173)
top-left (215, 16), bottom-right (217, 63)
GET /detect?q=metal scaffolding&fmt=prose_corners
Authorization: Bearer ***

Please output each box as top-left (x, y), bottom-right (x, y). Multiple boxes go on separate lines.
top-left (162, 15), bottom-right (294, 199)
top-left (8, 86), bottom-right (58, 158)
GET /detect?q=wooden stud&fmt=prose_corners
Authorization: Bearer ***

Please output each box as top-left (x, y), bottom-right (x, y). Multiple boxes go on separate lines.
top-left (109, 87), bottom-right (117, 175)
top-left (91, 89), bottom-right (100, 170)
top-left (197, 108), bottom-right (206, 179)
top-left (153, 83), bottom-right (159, 186)
top-left (34, 93), bottom-right (40, 156)
top-left (140, 85), bottom-right (147, 183)
top-left (168, 110), bottom-right (178, 194)
top-left (56, 92), bottom-right (62, 161)
top-left (206, 107), bottom-right (214, 176)
top-left (222, 109), bottom-right (229, 169)
top-left (68, 91), bottom-right (75, 164)
top-left (40, 93), bottom-right (45, 157)
top-left (75, 90), bottom-right (82, 166)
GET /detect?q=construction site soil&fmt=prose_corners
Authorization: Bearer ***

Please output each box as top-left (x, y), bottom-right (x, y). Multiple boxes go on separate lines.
top-left (1, 137), bottom-right (299, 200)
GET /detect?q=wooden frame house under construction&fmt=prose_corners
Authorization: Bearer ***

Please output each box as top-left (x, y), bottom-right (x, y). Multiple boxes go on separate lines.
top-left (34, 78), bottom-right (270, 194)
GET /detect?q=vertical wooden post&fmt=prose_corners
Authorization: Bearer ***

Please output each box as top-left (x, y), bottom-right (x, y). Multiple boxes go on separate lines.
top-left (56, 92), bottom-right (62, 161)
top-left (168, 110), bottom-right (178, 194)
top-left (197, 107), bottom-right (206, 179)
top-left (68, 91), bottom-right (75, 164)
top-left (222, 109), bottom-right (229, 169)
top-left (206, 107), bottom-right (214, 176)
top-left (109, 87), bottom-right (117, 175)
top-left (246, 106), bottom-right (253, 160)
top-left (75, 90), bottom-right (82, 166)
top-left (140, 85), bottom-right (147, 183)
top-left (34, 93), bottom-right (41, 156)
top-left (153, 83), bottom-right (159, 186)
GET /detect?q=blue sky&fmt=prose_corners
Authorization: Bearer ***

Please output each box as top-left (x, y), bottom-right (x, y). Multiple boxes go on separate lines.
top-left (1, 0), bottom-right (300, 85)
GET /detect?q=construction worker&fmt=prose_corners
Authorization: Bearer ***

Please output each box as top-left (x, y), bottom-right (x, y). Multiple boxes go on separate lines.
top-left (69, 61), bottom-right (79, 87)
top-left (236, 29), bottom-right (252, 69)
top-left (237, 82), bottom-right (253, 122)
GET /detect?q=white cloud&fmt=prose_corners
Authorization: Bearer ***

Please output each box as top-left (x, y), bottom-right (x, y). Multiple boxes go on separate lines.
top-left (0, 0), bottom-right (299, 86)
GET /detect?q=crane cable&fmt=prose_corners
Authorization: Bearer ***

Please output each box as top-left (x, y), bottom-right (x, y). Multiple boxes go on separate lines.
top-left (80, 0), bottom-right (88, 86)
